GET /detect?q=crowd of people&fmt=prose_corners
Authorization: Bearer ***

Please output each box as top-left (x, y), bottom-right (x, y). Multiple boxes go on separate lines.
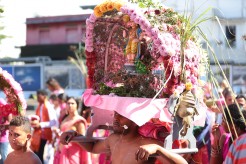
top-left (1, 77), bottom-right (246, 164)
top-left (28, 78), bottom-right (94, 164)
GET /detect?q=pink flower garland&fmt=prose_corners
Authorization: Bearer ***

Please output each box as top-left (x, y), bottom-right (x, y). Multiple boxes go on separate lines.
top-left (85, 14), bottom-right (97, 53)
top-left (0, 67), bottom-right (26, 116)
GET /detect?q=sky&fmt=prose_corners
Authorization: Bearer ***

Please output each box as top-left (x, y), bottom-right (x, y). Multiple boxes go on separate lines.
top-left (0, 0), bottom-right (102, 58)
top-left (0, 0), bottom-right (194, 59)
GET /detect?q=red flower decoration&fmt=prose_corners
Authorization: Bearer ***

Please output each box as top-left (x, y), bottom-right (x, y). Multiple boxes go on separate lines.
top-left (0, 67), bottom-right (26, 116)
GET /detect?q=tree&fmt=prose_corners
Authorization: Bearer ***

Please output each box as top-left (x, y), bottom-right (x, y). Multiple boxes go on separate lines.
top-left (0, 4), bottom-right (7, 44)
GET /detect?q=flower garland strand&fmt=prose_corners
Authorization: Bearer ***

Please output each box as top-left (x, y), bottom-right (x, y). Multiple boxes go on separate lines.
top-left (0, 67), bottom-right (26, 116)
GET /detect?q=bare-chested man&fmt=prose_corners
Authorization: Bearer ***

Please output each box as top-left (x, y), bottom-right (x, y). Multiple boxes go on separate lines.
top-left (60, 112), bottom-right (187, 164)
top-left (5, 116), bottom-right (41, 164)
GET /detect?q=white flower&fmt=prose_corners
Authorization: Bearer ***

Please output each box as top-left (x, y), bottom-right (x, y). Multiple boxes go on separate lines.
top-left (173, 90), bottom-right (180, 98)
top-left (185, 49), bottom-right (194, 60)
top-left (186, 70), bottom-right (191, 77)
top-left (166, 48), bottom-right (175, 56)
top-left (123, 125), bottom-right (128, 129)
top-left (173, 63), bottom-right (181, 77)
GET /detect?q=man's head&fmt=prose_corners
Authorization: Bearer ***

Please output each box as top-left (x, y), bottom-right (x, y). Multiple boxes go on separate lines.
top-left (236, 94), bottom-right (246, 110)
top-left (49, 94), bottom-right (59, 107)
top-left (46, 77), bottom-right (61, 92)
top-left (58, 93), bottom-right (67, 103)
top-left (222, 104), bottom-right (246, 135)
top-left (9, 116), bottom-right (32, 150)
top-left (37, 89), bottom-right (48, 103)
top-left (222, 88), bottom-right (235, 105)
top-left (113, 112), bottom-right (138, 134)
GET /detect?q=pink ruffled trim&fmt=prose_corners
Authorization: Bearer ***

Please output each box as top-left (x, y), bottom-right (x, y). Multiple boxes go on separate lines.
top-left (82, 89), bottom-right (171, 126)
top-left (82, 89), bottom-right (206, 126)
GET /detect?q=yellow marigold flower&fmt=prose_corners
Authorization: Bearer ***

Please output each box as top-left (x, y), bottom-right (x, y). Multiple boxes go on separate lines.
top-left (106, 2), bottom-right (114, 11)
top-left (94, 6), bottom-right (103, 17)
top-left (99, 4), bottom-right (108, 13)
top-left (122, 15), bottom-right (130, 22)
top-left (185, 82), bottom-right (193, 91)
top-left (114, 2), bottom-right (123, 11)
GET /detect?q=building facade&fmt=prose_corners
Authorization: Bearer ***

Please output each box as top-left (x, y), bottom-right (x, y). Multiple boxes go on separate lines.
top-left (164, 0), bottom-right (246, 64)
top-left (20, 14), bottom-right (90, 60)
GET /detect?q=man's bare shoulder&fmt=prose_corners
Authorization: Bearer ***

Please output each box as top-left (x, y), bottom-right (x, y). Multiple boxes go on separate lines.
top-left (4, 150), bottom-right (41, 164)
top-left (105, 133), bottom-right (120, 144)
top-left (107, 133), bottom-right (121, 139)
top-left (140, 136), bottom-right (162, 146)
top-left (4, 152), bottom-right (14, 164)
top-left (25, 150), bottom-right (42, 164)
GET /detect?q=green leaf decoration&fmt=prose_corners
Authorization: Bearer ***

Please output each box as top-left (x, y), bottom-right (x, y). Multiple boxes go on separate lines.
top-left (135, 60), bottom-right (148, 74)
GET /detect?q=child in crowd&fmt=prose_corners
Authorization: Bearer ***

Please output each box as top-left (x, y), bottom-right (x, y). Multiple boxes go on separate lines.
top-left (5, 116), bottom-right (41, 164)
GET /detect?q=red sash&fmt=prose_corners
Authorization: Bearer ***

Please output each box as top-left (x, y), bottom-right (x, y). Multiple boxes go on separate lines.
top-left (30, 101), bottom-right (52, 151)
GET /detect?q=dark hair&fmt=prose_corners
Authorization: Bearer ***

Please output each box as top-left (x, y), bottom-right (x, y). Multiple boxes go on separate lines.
top-left (222, 88), bottom-right (233, 98)
top-left (224, 104), bottom-right (246, 132)
top-left (80, 102), bottom-right (91, 120)
top-left (49, 94), bottom-right (58, 101)
top-left (66, 96), bottom-right (79, 107)
top-left (236, 94), bottom-right (246, 100)
top-left (46, 78), bottom-right (61, 89)
top-left (37, 89), bottom-right (48, 96)
top-left (58, 93), bottom-right (67, 101)
top-left (10, 116), bottom-right (31, 133)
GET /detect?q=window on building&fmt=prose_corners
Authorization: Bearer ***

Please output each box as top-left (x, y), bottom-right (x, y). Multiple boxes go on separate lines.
top-left (39, 29), bottom-right (50, 44)
top-left (66, 27), bottom-right (78, 43)
top-left (225, 26), bottom-right (236, 47)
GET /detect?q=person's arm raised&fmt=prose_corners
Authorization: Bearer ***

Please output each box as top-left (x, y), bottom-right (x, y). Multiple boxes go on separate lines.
top-left (59, 130), bottom-right (111, 154)
top-left (210, 124), bottom-right (223, 164)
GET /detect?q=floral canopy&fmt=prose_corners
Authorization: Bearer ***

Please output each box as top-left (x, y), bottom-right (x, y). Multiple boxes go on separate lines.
top-left (83, 0), bottom-right (208, 126)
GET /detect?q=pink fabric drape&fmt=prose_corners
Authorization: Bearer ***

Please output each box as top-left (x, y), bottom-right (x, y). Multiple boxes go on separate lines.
top-left (82, 89), bottom-right (206, 127)
top-left (59, 142), bottom-right (91, 164)
top-left (54, 116), bottom-right (92, 164)
top-left (83, 89), bottom-right (171, 126)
